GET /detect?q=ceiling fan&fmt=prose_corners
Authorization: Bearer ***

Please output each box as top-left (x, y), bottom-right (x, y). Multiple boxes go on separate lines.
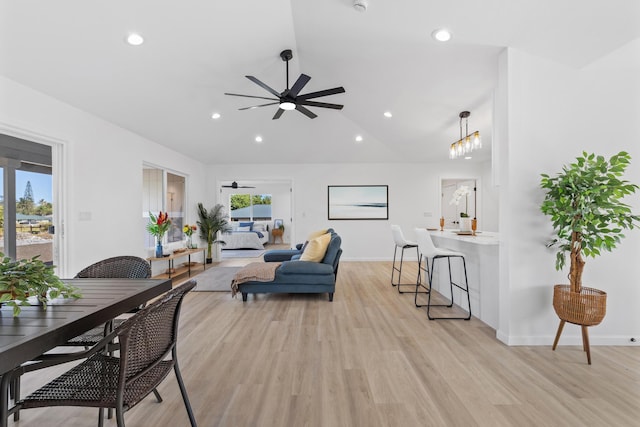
top-left (224, 49), bottom-right (345, 119)
top-left (222, 181), bottom-right (255, 189)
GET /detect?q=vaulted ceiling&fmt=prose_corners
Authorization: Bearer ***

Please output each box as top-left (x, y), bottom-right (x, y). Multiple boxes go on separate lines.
top-left (1, 1), bottom-right (638, 164)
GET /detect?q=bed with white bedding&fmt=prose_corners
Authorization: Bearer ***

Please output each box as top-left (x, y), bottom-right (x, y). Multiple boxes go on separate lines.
top-left (221, 222), bottom-right (270, 250)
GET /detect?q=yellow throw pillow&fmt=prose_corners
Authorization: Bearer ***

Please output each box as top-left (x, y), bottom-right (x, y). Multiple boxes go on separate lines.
top-left (300, 232), bottom-right (331, 262)
top-left (307, 229), bottom-right (328, 240)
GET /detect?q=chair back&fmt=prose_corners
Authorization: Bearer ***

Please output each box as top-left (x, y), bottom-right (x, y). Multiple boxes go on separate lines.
top-left (116, 280), bottom-right (196, 397)
top-left (75, 256), bottom-right (151, 279)
top-left (414, 228), bottom-right (439, 259)
top-left (391, 225), bottom-right (409, 247)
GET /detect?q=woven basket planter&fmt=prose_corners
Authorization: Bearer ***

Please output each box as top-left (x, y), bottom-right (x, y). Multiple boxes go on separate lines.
top-left (553, 284), bottom-right (607, 326)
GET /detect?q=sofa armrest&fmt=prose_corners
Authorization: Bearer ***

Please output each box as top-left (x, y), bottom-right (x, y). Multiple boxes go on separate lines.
top-left (278, 260), bottom-right (334, 275)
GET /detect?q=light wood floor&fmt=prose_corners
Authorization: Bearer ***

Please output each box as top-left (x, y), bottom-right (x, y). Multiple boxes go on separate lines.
top-left (15, 261), bottom-right (640, 426)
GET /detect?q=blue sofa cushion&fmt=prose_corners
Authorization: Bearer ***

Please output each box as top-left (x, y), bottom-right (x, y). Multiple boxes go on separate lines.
top-left (264, 249), bottom-right (302, 262)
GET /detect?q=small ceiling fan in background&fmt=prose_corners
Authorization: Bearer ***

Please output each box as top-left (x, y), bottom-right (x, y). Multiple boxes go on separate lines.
top-left (224, 49), bottom-right (345, 119)
top-left (221, 181), bottom-right (255, 189)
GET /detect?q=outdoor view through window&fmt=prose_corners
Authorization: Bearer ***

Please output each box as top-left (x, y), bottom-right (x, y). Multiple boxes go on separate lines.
top-left (230, 194), bottom-right (272, 221)
top-left (0, 169), bottom-right (53, 263)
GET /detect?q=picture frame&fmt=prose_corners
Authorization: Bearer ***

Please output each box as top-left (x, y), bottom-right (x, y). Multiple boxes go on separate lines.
top-left (328, 185), bottom-right (389, 220)
top-left (273, 218), bottom-right (284, 229)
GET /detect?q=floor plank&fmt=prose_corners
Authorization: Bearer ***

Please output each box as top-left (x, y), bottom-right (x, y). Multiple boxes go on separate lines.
top-left (13, 261), bottom-right (640, 426)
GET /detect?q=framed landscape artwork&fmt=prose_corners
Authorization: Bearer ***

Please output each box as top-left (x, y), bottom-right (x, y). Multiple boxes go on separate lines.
top-left (328, 185), bottom-right (389, 220)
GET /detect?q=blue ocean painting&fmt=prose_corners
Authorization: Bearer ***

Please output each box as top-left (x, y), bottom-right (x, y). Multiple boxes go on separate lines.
top-left (328, 186), bottom-right (388, 219)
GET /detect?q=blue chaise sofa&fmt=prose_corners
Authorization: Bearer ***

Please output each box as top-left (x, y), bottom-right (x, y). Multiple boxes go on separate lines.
top-left (238, 229), bottom-right (342, 302)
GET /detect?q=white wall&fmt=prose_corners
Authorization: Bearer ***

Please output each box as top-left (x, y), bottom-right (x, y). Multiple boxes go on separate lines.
top-left (499, 40), bottom-right (640, 346)
top-left (0, 75), bottom-right (209, 277)
top-left (209, 161), bottom-right (493, 261)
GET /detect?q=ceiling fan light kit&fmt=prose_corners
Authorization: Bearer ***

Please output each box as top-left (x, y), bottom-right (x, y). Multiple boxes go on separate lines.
top-left (224, 49), bottom-right (345, 120)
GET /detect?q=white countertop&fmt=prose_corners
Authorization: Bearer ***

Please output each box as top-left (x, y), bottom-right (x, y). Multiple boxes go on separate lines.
top-left (428, 229), bottom-right (499, 245)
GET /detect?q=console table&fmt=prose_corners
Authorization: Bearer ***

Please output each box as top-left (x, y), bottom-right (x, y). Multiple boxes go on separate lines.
top-left (147, 247), bottom-right (206, 280)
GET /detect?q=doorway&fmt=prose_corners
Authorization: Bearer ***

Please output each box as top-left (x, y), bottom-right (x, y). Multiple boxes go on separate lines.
top-left (441, 178), bottom-right (477, 228)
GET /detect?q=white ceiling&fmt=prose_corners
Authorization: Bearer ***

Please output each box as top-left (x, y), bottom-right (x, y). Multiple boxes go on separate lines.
top-left (1, 1), bottom-right (638, 164)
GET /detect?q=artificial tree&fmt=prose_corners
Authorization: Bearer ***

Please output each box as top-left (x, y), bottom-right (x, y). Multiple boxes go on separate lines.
top-left (540, 151), bottom-right (639, 363)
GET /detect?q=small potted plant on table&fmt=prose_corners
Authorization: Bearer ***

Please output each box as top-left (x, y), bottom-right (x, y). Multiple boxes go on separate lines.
top-left (540, 151), bottom-right (639, 364)
top-left (0, 253), bottom-right (81, 316)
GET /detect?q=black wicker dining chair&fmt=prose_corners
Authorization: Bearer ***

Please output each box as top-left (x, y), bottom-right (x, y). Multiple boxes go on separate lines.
top-left (66, 256), bottom-right (153, 347)
top-left (11, 280), bottom-right (198, 427)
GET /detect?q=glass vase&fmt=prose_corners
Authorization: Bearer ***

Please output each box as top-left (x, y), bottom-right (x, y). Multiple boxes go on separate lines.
top-left (186, 235), bottom-right (192, 249)
top-left (155, 239), bottom-right (163, 258)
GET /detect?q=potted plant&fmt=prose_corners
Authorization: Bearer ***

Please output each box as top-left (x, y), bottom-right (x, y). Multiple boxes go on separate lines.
top-left (0, 253), bottom-right (81, 316)
top-left (197, 203), bottom-right (232, 263)
top-left (540, 151), bottom-right (639, 363)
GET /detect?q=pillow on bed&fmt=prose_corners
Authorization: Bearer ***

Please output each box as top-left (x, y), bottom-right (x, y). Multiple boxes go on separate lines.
top-left (237, 226), bottom-right (251, 232)
top-left (239, 221), bottom-right (254, 230)
top-left (253, 223), bottom-right (265, 232)
top-left (300, 232), bottom-right (331, 262)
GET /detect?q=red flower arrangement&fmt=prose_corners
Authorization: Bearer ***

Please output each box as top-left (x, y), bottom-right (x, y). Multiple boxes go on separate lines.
top-left (147, 211), bottom-right (171, 241)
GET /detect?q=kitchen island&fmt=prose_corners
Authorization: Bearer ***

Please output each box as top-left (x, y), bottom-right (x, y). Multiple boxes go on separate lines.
top-left (428, 230), bottom-right (499, 329)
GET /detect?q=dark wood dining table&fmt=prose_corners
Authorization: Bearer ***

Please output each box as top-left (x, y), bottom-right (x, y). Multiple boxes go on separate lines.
top-left (0, 278), bottom-right (172, 427)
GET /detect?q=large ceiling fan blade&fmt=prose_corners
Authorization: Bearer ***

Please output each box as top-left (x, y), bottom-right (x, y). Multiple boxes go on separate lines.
top-left (295, 104), bottom-right (318, 119)
top-left (288, 74), bottom-right (311, 98)
top-left (297, 86), bottom-right (345, 100)
top-left (246, 76), bottom-right (282, 98)
top-left (272, 108), bottom-right (285, 120)
top-left (239, 102), bottom-right (279, 110)
top-left (224, 92), bottom-right (279, 101)
top-left (297, 100), bottom-right (344, 110)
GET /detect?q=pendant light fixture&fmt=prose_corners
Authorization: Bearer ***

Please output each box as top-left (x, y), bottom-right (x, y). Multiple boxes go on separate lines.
top-left (450, 111), bottom-right (481, 159)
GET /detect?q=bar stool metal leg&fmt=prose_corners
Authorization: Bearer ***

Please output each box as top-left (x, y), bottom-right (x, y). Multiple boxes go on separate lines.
top-left (391, 244), bottom-right (421, 294)
top-left (415, 254), bottom-right (471, 320)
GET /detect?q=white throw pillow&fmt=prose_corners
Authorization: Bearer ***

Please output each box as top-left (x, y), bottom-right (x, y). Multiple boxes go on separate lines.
top-left (237, 226), bottom-right (251, 232)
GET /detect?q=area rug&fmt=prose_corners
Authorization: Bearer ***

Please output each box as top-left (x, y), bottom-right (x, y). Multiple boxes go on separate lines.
top-left (192, 266), bottom-right (243, 292)
top-left (221, 249), bottom-right (265, 259)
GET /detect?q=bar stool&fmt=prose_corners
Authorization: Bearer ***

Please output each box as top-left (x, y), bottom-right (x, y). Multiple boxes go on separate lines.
top-left (414, 228), bottom-right (471, 320)
top-left (390, 225), bottom-right (420, 294)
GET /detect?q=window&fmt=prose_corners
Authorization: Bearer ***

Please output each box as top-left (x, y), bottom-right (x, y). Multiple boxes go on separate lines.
top-left (142, 166), bottom-right (185, 247)
top-left (229, 194), bottom-right (272, 221)
top-left (1, 136), bottom-right (54, 264)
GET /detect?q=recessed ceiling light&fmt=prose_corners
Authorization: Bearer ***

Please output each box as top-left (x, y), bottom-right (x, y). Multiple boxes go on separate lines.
top-left (126, 33), bottom-right (144, 46)
top-left (464, 156), bottom-right (472, 160)
top-left (211, 113), bottom-right (221, 119)
top-left (255, 136), bottom-right (263, 143)
top-left (355, 135), bottom-right (363, 142)
top-left (384, 111), bottom-right (393, 118)
top-left (431, 28), bottom-right (451, 42)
